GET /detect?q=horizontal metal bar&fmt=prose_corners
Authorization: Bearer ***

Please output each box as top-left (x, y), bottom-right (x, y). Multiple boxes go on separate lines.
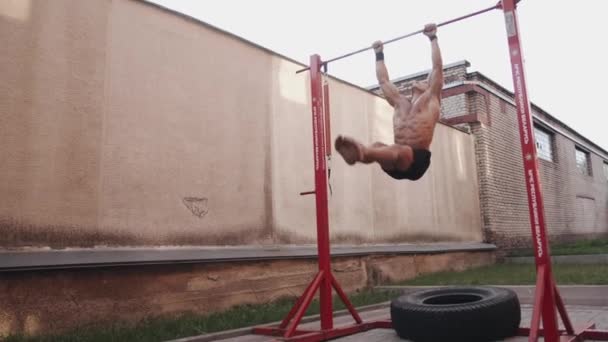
top-left (296, 3), bottom-right (500, 74)
top-left (300, 190), bottom-right (316, 196)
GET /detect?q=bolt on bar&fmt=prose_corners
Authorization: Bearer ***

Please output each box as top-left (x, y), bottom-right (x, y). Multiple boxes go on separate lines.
top-left (296, 3), bottom-right (500, 74)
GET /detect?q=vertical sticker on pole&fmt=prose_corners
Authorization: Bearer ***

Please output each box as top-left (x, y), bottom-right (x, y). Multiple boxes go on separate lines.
top-left (505, 11), bottom-right (516, 37)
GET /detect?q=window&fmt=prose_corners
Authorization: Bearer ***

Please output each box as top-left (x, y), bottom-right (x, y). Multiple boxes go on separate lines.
top-left (575, 147), bottom-right (591, 176)
top-left (534, 126), bottom-right (554, 161)
top-left (604, 162), bottom-right (608, 181)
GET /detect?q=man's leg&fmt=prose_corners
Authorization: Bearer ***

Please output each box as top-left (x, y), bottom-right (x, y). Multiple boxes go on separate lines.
top-left (335, 135), bottom-right (414, 171)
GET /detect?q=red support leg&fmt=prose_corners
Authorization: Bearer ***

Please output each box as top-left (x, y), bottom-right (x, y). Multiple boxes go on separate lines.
top-left (279, 271), bottom-right (324, 330)
top-left (540, 273), bottom-right (560, 341)
top-left (583, 329), bottom-right (608, 340)
top-left (286, 271), bottom-right (325, 337)
top-left (554, 283), bottom-right (574, 335)
top-left (529, 265), bottom-right (546, 342)
top-left (330, 273), bottom-right (363, 324)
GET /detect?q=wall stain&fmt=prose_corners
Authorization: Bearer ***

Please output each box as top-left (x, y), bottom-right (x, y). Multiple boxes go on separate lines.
top-left (274, 229), bottom-right (465, 246)
top-left (2, 216), bottom-right (469, 249)
top-left (182, 197), bottom-right (208, 218)
top-left (0, 217), bottom-right (273, 249)
top-left (0, 217), bottom-right (140, 249)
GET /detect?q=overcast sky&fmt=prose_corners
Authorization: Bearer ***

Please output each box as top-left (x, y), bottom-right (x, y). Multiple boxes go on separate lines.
top-left (148, 0), bottom-right (608, 151)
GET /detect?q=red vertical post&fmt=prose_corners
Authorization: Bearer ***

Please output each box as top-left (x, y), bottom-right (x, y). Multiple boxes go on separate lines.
top-left (310, 54), bottom-right (333, 330)
top-left (500, 1), bottom-right (559, 341)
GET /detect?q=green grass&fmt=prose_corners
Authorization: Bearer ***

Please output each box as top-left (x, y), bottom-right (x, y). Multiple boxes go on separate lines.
top-left (7, 262), bottom-right (608, 342)
top-left (399, 263), bottom-right (608, 286)
top-left (508, 238), bottom-right (608, 257)
top-left (4, 289), bottom-right (401, 342)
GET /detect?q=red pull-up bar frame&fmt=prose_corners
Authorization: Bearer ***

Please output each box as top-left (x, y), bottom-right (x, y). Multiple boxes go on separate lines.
top-left (253, 54), bottom-right (392, 342)
top-left (503, 0), bottom-right (608, 341)
top-left (253, 1), bottom-right (608, 341)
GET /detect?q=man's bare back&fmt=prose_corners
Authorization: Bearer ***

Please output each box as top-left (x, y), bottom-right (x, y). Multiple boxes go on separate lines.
top-left (335, 23), bottom-right (443, 181)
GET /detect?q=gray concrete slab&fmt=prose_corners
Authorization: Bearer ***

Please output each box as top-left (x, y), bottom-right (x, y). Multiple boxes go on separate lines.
top-left (172, 286), bottom-right (608, 342)
top-left (333, 304), bottom-right (608, 342)
top-left (0, 242), bottom-right (495, 271)
top-left (181, 304), bottom-right (608, 342)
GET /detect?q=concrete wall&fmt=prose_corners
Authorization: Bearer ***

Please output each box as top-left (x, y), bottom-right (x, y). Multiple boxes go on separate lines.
top-left (272, 74), bottom-right (482, 244)
top-left (0, 0), bottom-right (482, 248)
top-left (1, 0), bottom-right (273, 247)
top-left (0, 250), bottom-right (495, 336)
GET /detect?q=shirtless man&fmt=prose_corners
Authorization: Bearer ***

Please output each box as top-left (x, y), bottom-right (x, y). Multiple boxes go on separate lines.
top-left (334, 23), bottom-right (443, 181)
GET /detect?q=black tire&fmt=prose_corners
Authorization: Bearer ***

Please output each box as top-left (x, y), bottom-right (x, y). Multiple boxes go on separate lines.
top-left (390, 286), bottom-right (521, 342)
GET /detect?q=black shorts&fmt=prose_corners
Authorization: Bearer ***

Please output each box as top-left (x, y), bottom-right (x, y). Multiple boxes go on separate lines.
top-left (382, 149), bottom-right (431, 181)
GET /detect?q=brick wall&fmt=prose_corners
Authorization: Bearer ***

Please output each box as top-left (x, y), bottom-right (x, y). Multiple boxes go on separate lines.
top-left (370, 61), bottom-right (608, 249)
top-left (467, 71), bottom-right (608, 248)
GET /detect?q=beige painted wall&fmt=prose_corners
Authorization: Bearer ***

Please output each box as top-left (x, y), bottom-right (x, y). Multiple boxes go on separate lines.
top-left (272, 72), bottom-right (482, 243)
top-left (0, 0), bottom-right (482, 248)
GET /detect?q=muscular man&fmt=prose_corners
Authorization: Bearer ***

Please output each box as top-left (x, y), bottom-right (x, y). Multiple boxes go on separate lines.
top-left (334, 23), bottom-right (443, 181)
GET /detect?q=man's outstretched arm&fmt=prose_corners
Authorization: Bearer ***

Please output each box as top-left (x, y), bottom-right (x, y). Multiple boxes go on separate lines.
top-left (373, 41), bottom-right (401, 107)
top-left (423, 24), bottom-right (444, 97)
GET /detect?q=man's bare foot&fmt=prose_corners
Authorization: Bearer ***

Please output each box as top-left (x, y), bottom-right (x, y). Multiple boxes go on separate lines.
top-left (335, 135), bottom-right (364, 165)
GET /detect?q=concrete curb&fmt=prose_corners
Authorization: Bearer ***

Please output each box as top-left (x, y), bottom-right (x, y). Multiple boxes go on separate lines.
top-left (505, 254), bottom-right (608, 264)
top-left (164, 301), bottom-right (392, 342)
